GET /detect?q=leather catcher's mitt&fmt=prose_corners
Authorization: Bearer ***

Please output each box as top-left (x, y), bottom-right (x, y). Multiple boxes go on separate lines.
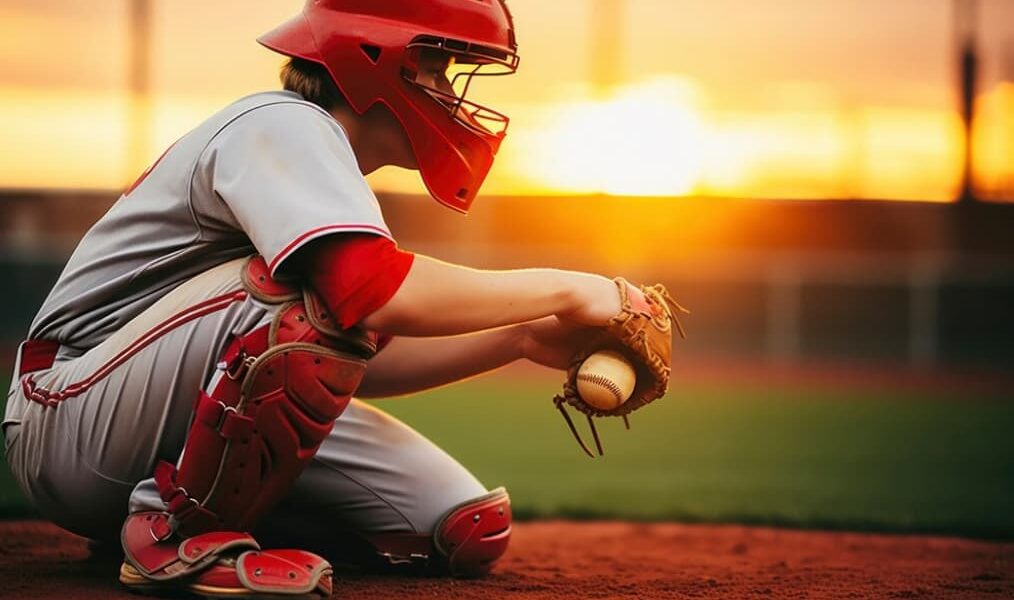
top-left (553, 278), bottom-right (688, 457)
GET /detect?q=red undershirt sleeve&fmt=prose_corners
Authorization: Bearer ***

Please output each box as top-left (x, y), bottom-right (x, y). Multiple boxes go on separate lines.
top-left (297, 233), bottom-right (415, 332)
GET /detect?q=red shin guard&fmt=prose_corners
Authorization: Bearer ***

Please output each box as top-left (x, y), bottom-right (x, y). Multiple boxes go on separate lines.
top-left (156, 257), bottom-right (373, 536)
top-left (121, 256), bottom-right (375, 597)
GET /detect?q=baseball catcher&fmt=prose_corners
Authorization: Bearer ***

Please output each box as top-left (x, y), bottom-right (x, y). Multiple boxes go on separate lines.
top-left (2, 1), bottom-right (685, 597)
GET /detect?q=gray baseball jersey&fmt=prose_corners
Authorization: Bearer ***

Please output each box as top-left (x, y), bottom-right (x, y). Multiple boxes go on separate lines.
top-left (28, 90), bottom-right (390, 357)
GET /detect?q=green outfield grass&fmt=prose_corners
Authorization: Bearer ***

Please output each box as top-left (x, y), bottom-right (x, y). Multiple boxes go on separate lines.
top-left (2, 373), bottom-right (1012, 538)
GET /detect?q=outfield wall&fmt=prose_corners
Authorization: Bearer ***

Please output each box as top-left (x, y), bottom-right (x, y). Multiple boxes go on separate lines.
top-left (3, 190), bottom-right (1013, 371)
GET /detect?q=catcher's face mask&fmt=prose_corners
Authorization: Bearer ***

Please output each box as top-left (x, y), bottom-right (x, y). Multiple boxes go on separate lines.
top-left (402, 39), bottom-right (518, 139)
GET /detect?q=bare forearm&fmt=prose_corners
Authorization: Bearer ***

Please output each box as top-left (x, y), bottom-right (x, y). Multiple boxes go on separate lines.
top-left (356, 326), bottom-right (525, 398)
top-left (361, 254), bottom-right (617, 336)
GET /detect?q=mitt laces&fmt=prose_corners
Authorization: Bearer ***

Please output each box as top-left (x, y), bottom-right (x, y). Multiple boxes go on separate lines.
top-left (553, 395), bottom-right (620, 458)
top-left (645, 284), bottom-right (691, 339)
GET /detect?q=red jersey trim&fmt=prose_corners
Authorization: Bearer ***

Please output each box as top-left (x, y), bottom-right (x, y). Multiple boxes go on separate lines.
top-left (21, 290), bottom-right (249, 408)
top-left (268, 224), bottom-right (393, 276)
top-left (124, 140), bottom-right (179, 197)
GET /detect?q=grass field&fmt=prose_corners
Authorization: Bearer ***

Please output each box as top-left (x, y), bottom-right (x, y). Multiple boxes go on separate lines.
top-left (2, 371), bottom-right (1012, 539)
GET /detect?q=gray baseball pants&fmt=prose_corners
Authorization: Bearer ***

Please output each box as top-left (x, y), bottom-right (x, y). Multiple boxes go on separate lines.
top-left (3, 258), bottom-right (487, 546)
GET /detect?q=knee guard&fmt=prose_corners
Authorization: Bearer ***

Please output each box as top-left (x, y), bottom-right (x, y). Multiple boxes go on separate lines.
top-left (154, 256), bottom-right (377, 536)
top-left (435, 487), bottom-right (513, 577)
top-left (355, 487), bottom-right (512, 578)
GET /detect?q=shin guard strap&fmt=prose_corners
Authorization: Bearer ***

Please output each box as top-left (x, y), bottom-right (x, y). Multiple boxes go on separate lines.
top-left (155, 461), bottom-right (220, 535)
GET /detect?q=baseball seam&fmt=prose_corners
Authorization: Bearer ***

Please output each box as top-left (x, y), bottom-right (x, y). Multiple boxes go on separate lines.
top-left (577, 373), bottom-right (625, 406)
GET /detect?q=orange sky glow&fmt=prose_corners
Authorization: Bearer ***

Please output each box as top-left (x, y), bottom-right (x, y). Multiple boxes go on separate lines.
top-left (0, 0), bottom-right (1011, 201)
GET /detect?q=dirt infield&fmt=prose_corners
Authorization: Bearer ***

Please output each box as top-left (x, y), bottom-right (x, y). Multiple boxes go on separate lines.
top-left (1, 520), bottom-right (1011, 599)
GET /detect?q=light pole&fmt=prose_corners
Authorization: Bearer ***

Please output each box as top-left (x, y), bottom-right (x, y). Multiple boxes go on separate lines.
top-left (591, 0), bottom-right (624, 96)
top-left (954, 0), bottom-right (979, 203)
top-left (127, 0), bottom-right (153, 181)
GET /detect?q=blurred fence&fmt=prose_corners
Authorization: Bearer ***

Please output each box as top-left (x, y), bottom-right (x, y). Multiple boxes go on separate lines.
top-left (2, 190), bottom-right (1013, 371)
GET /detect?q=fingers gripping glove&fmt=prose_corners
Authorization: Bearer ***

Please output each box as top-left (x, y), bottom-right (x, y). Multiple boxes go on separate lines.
top-left (553, 278), bottom-right (689, 457)
top-left (120, 512), bottom-right (332, 599)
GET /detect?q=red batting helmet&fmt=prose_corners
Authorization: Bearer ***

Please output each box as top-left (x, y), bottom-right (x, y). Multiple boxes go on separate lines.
top-left (258, 0), bottom-right (520, 213)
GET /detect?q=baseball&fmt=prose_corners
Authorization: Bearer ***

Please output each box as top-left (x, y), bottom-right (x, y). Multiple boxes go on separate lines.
top-left (576, 350), bottom-right (637, 411)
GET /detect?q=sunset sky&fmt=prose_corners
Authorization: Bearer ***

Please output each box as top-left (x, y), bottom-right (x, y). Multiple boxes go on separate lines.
top-left (0, 0), bottom-right (1012, 200)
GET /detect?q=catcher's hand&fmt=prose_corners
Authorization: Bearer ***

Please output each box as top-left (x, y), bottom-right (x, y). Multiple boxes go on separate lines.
top-left (553, 278), bottom-right (689, 457)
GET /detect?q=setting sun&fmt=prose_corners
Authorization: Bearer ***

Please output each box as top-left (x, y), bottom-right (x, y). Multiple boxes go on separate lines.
top-left (0, 0), bottom-right (1011, 201)
top-left (516, 79), bottom-right (705, 196)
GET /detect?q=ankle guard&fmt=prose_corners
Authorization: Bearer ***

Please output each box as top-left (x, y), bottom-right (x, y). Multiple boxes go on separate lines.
top-left (120, 512), bottom-right (332, 598)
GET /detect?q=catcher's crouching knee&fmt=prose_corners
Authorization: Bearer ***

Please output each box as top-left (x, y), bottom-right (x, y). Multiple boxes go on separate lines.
top-left (355, 487), bottom-right (512, 578)
top-left (434, 487), bottom-right (512, 578)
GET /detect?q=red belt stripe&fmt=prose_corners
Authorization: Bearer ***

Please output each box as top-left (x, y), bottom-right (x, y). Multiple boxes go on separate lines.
top-left (21, 290), bottom-right (249, 407)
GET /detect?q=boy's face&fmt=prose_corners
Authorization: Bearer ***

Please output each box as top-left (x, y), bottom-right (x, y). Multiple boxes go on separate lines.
top-left (414, 49), bottom-right (456, 96)
top-left (409, 48), bottom-right (497, 136)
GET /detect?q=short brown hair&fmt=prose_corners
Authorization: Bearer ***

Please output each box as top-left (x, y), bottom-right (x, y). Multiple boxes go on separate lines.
top-left (280, 58), bottom-right (346, 111)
